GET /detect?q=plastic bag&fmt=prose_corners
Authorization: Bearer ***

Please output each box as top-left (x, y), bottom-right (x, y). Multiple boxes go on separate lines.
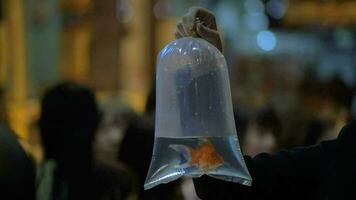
top-left (144, 37), bottom-right (252, 190)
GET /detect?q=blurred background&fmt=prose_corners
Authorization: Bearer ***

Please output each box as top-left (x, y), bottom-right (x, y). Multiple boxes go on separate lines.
top-left (1, 0), bottom-right (356, 199)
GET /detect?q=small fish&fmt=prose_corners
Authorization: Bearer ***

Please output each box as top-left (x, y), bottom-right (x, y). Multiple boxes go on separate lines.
top-left (169, 139), bottom-right (224, 171)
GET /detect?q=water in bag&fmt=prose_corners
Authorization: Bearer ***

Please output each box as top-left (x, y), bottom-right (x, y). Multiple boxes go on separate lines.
top-left (144, 37), bottom-right (252, 190)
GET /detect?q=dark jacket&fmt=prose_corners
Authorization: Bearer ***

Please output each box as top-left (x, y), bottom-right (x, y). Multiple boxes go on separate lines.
top-left (0, 124), bottom-right (36, 200)
top-left (194, 121), bottom-right (356, 200)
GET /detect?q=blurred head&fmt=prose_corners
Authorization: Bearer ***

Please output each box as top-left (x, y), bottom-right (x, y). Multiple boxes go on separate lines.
top-left (94, 97), bottom-right (136, 163)
top-left (254, 106), bottom-right (281, 139)
top-left (301, 78), bottom-right (353, 121)
top-left (233, 106), bottom-right (250, 142)
top-left (39, 82), bottom-right (99, 166)
top-left (301, 78), bottom-right (354, 140)
top-left (243, 106), bottom-right (281, 156)
top-left (303, 119), bottom-right (327, 146)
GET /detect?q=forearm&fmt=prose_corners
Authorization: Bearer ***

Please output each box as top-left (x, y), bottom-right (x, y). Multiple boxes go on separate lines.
top-left (193, 157), bottom-right (257, 200)
top-left (193, 175), bottom-right (252, 200)
top-left (194, 140), bottom-right (336, 199)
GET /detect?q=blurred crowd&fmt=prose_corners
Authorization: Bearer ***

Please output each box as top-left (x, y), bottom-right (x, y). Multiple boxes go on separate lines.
top-left (1, 74), bottom-right (355, 199)
top-left (1, 0), bottom-right (356, 200)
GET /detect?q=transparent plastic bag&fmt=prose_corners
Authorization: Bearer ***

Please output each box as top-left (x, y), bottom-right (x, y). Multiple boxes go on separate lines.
top-left (144, 37), bottom-right (252, 190)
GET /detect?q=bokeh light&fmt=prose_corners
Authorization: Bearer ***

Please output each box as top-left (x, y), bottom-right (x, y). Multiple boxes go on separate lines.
top-left (256, 30), bottom-right (277, 51)
top-left (266, 0), bottom-right (288, 19)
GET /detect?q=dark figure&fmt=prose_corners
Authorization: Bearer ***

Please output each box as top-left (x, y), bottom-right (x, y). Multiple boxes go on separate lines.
top-left (254, 106), bottom-right (281, 141)
top-left (242, 106), bottom-right (281, 156)
top-left (119, 85), bottom-right (183, 200)
top-left (303, 120), bottom-right (327, 146)
top-left (0, 125), bottom-right (36, 200)
top-left (38, 82), bottom-right (132, 200)
top-left (233, 106), bottom-right (250, 143)
top-left (300, 78), bottom-right (354, 143)
top-left (0, 88), bottom-right (36, 199)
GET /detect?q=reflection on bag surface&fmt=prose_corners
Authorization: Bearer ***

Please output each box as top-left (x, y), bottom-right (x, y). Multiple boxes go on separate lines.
top-left (144, 37), bottom-right (252, 190)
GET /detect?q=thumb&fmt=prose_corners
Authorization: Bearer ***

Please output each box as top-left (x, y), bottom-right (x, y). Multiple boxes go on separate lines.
top-left (197, 23), bottom-right (223, 53)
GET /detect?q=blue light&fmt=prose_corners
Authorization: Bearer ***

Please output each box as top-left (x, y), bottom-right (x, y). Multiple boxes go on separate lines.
top-left (266, 0), bottom-right (288, 19)
top-left (256, 30), bottom-right (277, 51)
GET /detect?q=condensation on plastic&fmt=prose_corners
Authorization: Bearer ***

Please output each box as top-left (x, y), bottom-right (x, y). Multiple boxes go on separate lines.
top-left (144, 37), bottom-right (252, 190)
top-left (155, 38), bottom-right (235, 138)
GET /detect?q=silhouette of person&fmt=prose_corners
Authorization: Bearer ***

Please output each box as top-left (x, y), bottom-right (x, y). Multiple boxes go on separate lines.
top-left (0, 88), bottom-right (36, 200)
top-left (38, 82), bottom-right (132, 200)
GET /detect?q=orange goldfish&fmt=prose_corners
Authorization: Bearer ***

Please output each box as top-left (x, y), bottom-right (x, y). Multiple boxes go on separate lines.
top-left (169, 139), bottom-right (224, 171)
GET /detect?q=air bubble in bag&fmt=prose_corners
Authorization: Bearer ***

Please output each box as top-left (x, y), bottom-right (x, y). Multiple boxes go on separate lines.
top-left (144, 37), bottom-right (252, 190)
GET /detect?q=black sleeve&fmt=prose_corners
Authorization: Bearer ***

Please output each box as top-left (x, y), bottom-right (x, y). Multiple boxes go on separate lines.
top-left (326, 120), bottom-right (356, 200)
top-left (0, 124), bottom-right (36, 200)
top-left (194, 139), bottom-right (336, 200)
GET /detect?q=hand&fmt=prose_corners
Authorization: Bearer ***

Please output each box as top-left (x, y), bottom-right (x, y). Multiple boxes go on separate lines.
top-left (175, 7), bottom-right (223, 53)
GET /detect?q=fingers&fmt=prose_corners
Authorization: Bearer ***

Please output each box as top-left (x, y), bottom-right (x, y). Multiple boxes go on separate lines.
top-left (174, 30), bottom-right (182, 39)
top-left (182, 16), bottom-right (196, 37)
top-left (176, 20), bottom-right (188, 37)
top-left (174, 7), bottom-right (223, 52)
top-left (189, 7), bottom-right (217, 30)
top-left (188, 6), bottom-right (213, 20)
top-left (196, 23), bottom-right (218, 38)
top-left (197, 23), bottom-right (223, 52)
top-left (175, 7), bottom-right (217, 39)
top-left (175, 17), bottom-right (196, 38)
